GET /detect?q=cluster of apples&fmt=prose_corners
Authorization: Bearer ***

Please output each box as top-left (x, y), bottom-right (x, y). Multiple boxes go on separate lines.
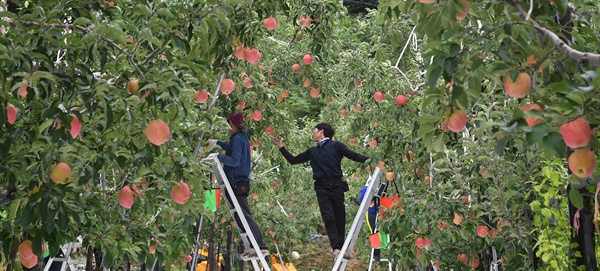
top-left (503, 69), bottom-right (596, 178)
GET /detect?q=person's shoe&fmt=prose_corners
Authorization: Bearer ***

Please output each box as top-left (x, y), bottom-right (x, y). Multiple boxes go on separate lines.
top-left (240, 249), bottom-right (269, 261)
top-left (332, 249), bottom-right (341, 259)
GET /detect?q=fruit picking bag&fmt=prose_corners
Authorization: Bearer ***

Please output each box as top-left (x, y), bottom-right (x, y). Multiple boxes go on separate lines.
top-left (203, 189), bottom-right (221, 212)
top-left (369, 232), bottom-right (390, 249)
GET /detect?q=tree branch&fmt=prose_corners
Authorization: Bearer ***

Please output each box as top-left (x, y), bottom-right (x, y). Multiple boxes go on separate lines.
top-left (508, 1), bottom-right (600, 67)
top-left (142, 37), bottom-right (172, 66)
top-left (5, 18), bottom-right (146, 77)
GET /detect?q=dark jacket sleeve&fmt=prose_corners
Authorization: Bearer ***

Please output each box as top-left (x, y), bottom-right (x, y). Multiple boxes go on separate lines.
top-left (278, 146), bottom-right (310, 165)
top-left (336, 142), bottom-right (369, 162)
top-left (217, 137), bottom-right (242, 167)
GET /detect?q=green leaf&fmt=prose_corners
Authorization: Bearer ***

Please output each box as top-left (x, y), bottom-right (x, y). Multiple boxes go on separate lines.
top-left (449, 43), bottom-right (461, 57)
top-left (135, 4), bottom-right (152, 17)
top-left (419, 114), bottom-right (443, 124)
top-left (541, 208), bottom-right (552, 218)
top-left (432, 133), bottom-right (445, 152)
top-left (554, 0), bottom-right (568, 17)
top-left (38, 119), bottom-right (55, 134)
top-left (32, 71), bottom-right (56, 83)
top-left (568, 188), bottom-right (584, 209)
top-left (103, 247), bottom-right (116, 268)
top-left (467, 74), bottom-right (482, 98)
top-left (525, 123), bottom-right (549, 146)
top-left (543, 132), bottom-right (567, 158)
top-left (495, 135), bottom-right (511, 157)
top-left (72, 17), bottom-right (92, 27)
top-left (137, 167), bottom-right (153, 176)
top-left (20, 201), bottom-right (35, 228)
top-left (9, 198), bottom-right (23, 221)
top-left (427, 65), bottom-right (443, 88)
top-left (104, 97), bottom-right (113, 131)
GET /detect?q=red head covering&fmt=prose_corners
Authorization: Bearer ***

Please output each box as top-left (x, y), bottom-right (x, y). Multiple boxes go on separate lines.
top-left (227, 112), bottom-right (244, 130)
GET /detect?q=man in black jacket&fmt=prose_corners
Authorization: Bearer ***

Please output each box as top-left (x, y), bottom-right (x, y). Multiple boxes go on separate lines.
top-left (272, 123), bottom-right (369, 258)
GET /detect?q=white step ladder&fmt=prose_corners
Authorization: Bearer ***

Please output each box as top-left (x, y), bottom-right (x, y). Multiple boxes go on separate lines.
top-left (202, 154), bottom-right (271, 271)
top-left (332, 167), bottom-right (383, 271)
top-left (43, 236), bottom-right (84, 271)
top-left (367, 244), bottom-right (392, 271)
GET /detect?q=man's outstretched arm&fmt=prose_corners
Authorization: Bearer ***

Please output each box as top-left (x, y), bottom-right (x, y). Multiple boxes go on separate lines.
top-left (273, 138), bottom-right (310, 165)
top-left (337, 141), bottom-right (369, 162)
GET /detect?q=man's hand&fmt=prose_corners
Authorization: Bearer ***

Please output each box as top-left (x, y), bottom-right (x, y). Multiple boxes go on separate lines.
top-left (207, 153), bottom-right (219, 159)
top-left (207, 139), bottom-right (218, 147)
top-left (271, 138), bottom-right (284, 149)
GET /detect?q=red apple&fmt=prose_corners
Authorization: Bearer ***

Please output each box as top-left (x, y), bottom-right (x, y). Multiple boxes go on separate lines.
top-left (568, 148), bottom-right (596, 178)
top-left (456, 0), bottom-right (471, 21)
top-left (457, 253), bottom-right (468, 263)
top-left (368, 139), bottom-right (377, 148)
top-left (244, 48), bottom-right (261, 64)
top-left (118, 186), bottom-right (135, 209)
top-left (470, 258), bottom-right (480, 268)
top-left (340, 110), bottom-right (348, 117)
top-left (453, 213), bottom-right (463, 225)
top-left (265, 126), bottom-right (273, 134)
top-left (303, 78), bottom-right (311, 87)
top-left (447, 110), bottom-right (467, 132)
top-left (20, 253), bottom-right (38, 268)
top-left (233, 44), bottom-right (245, 59)
top-left (69, 115), bottom-right (82, 139)
top-left (503, 72), bottom-right (531, 98)
top-left (299, 15), bottom-right (312, 28)
top-left (374, 91), bottom-right (384, 102)
top-left (128, 79), bottom-right (139, 94)
top-left (560, 118), bottom-right (592, 148)
top-left (349, 138), bottom-right (357, 145)
top-left (521, 103), bottom-right (544, 127)
top-left (220, 78), bottom-right (235, 95)
top-left (476, 226), bottom-right (489, 238)
top-left (385, 172), bottom-right (395, 181)
top-left (415, 238), bottom-right (426, 248)
top-left (195, 90), bottom-right (209, 103)
top-left (292, 64), bottom-right (301, 72)
top-left (263, 17), bottom-right (277, 30)
top-left (394, 95), bottom-right (408, 106)
top-left (146, 120), bottom-right (170, 146)
top-left (50, 162), bottom-right (72, 184)
top-left (252, 110), bottom-right (262, 121)
top-left (243, 77), bottom-right (253, 88)
top-left (171, 181), bottom-right (191, 204)
top-left (309, 88), bottom-right (319, 98)
top-left (7, 103), bottom-right (17, 124)
top-left (303, 54), bottom-right (313, 65)
top-left (18, 240), bottom-right (34, 259)
top-left (18, 83), bottom-right (28, 98)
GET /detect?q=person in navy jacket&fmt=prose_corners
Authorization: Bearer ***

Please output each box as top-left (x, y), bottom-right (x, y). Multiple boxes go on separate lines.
top-left (272, 122), bottom-right (369, 258)
top-left (210, 112), bottom-right (269, 260)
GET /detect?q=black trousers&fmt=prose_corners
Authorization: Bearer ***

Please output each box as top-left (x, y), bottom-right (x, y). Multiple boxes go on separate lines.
top-left (366, 211), bottom-right (380, 257)
top-left (315, 186), bottom-right (346, 250)
top-left (226, 181), bottom-right (267, 250)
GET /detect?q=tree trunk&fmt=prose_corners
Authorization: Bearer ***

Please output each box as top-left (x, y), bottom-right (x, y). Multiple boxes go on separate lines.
top-left (568, 184), bottom-right (598, 271)
top-left (85, 246), bottom-right (93, 271)
top-left (6, 237), bottom-right (18, 271)
top-left (224, 229), bottom-right (232, 271)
